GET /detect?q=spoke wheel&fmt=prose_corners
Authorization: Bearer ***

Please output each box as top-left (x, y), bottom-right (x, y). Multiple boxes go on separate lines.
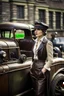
top-left (51, 73), bottom-right (64, 96)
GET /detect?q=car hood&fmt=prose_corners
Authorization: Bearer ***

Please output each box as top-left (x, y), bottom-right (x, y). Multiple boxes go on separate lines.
top-left (0, 39), bottom-right (17, 48)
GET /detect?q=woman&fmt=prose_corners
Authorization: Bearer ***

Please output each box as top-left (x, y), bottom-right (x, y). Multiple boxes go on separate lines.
top-left (30, 21), bottom-right (53, 96)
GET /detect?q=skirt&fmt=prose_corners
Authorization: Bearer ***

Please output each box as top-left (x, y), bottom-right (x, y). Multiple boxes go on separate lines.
top-left (30, 60), bottom-right (50, 96)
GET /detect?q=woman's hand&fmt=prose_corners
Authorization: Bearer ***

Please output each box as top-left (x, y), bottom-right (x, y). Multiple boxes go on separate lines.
top-left (42, 67), bottom-right (47, 74)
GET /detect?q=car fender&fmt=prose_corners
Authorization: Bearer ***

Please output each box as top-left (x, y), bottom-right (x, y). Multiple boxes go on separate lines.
top-left (51, 67), bottom-right (64, 81)
top-left (51, 57), bottom-right (64, 81)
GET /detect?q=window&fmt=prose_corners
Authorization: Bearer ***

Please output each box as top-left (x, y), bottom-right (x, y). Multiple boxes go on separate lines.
top-left (4, 31), bottom-right (13, 38)
top-left (0, 8), bottom-right (1, 16)
top-left (15, 30), bottom-right (25, 39)
top-left (0, 30), bottom-right (12, 38)
top-left (17, 5), bottom-right (24, 19)
top-left (39, 9), bottom-right (46, 23)
top-left (63, 13), bottom-right (64, 29)
top-left (0, 3), bottom-right (2, 16)
top-left (49, 11), bottom-right (53, 29)
top-left (56, 12), bottom-right (61, 29)
top-left (0, 30), bottom-right (25, 39)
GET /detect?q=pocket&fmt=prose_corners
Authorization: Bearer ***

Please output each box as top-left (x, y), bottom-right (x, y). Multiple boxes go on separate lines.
top-left (38, 71), bottom-right (44, 78)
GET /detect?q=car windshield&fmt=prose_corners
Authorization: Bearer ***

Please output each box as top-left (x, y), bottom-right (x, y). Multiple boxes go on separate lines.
top-left (0, 30), bottom-right (25, 39)
top-left (55, 37), bottom-right (64, 44)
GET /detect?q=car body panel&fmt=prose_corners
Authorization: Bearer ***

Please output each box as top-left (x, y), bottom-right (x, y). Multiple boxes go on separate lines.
top-left (0, 58), bottom-right (32, 96)
top-left (0, 39), bottom-right (17, 47)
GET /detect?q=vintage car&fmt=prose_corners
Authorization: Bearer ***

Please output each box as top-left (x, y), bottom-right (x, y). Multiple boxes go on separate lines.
top-left (0, 22), bottom-right (34, 96)
top-left (0, 40), bottom-right (33, 96)
top-left (0, 22), bottom-right (34, 57)
top-left (0, 22), bottom-right (64, 96)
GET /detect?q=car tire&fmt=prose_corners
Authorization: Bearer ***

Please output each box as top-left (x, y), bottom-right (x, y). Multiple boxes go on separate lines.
top-left (50, 73), bottom-right (64, 96)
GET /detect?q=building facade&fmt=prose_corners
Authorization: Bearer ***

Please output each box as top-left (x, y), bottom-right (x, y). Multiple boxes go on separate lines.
top-left (0, 0), bottom-right (64, 37)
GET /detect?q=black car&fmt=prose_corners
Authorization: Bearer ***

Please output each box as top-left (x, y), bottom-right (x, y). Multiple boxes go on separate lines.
top-left (52, 37), bottom-right (64, 52)
top-left (50, 37), bottom-right (64, 57)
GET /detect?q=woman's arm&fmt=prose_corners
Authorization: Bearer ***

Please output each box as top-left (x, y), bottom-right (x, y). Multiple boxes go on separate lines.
top-left (42, 40), bottom-right (53, 73)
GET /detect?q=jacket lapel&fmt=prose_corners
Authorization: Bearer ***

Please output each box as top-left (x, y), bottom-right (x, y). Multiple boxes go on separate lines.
top-left (38, 37), bottom-right (48, 51)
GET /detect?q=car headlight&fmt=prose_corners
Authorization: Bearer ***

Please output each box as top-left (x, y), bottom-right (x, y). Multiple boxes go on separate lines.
top-left (0, 50), bottom-right (6, 58)
top-left (2, 51), bottom-right (6, 57)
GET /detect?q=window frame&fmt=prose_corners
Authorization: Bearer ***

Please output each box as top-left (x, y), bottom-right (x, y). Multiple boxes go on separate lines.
top-left (39, 9), bottom-right (46, 23)
top-left (17, 5), bottom-right (25, 19)
top-left (63, 13), bottom-right (64, 29)
top-left (49, 11), bottom-right (53, 29)
top-left (56, 12), bottom-right (61, 29)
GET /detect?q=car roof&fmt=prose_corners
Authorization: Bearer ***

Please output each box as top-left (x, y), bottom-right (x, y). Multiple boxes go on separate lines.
top-left (0, 22), bottom-right (34, 30)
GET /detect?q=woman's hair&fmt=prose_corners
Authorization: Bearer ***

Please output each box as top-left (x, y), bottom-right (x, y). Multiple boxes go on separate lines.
top-left (41, 29), bottom-right (47, 35)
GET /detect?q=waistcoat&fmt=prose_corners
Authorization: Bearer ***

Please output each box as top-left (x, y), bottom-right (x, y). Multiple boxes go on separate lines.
top-left (32, 38), bottom-right (48, 62)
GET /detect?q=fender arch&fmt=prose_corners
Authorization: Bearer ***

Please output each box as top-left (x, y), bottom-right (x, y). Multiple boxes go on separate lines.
top-left (51, 68), bottom-right (64, 81)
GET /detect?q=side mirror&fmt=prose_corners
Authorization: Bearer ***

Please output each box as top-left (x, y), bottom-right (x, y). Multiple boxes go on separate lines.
top-left (19, 54), bottom-right (27, 63)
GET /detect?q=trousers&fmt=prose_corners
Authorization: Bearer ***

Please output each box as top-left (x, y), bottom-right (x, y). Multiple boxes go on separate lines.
top-left (30, 60), bottom-right (50, 96)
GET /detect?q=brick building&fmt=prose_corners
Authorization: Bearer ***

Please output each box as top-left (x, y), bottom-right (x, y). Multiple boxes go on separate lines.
top-left (0, 0), bottom-right (64, 37)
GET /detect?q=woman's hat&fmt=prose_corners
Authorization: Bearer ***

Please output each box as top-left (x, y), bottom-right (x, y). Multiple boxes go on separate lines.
top-left (34, 21), bottom-right (49, 32)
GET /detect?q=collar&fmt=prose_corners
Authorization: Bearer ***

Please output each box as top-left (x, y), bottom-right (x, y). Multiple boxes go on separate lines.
top-left (35, 36), bottom-right (47, 43)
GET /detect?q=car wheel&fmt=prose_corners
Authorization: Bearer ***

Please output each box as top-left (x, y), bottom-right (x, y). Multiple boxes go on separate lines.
top-left (51, 73), bottom-right (64, 96)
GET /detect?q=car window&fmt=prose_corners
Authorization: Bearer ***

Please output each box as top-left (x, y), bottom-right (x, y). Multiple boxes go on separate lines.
top-left (55, 38), bottom-right (59, 43)
top-left (0, 30), bottom-right (25, 39)
top-left (0, 30), bottom-right (12, 38)
top-left (55, 37), bottom-right (64, 44)
top-left (59, 37), bottom-right (64, 43)
top-left (5, 31), bottom-right (13, 38)
top-left (15, 30), bottom-right (25, 39)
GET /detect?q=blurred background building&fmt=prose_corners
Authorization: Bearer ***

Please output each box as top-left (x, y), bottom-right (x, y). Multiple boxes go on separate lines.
top-left (0, 0), bottom-right (64, 37)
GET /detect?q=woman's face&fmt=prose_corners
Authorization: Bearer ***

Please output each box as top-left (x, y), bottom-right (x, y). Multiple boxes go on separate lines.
top-left (34, 29), bottom-right (43, 38)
